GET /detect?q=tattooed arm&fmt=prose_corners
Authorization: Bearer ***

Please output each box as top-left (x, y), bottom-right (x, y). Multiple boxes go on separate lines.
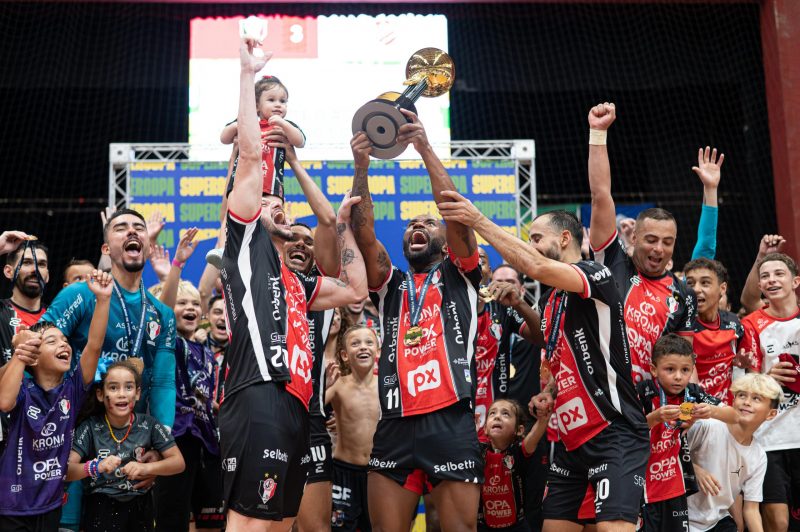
top-left (310, 192), bottom-right (369, 310)
top-left (396, 109), bottom-right (477, 259)
top-left (349, 133), bottom-right (393, 289)
top-left (284, 145), bottom-right (340, 276)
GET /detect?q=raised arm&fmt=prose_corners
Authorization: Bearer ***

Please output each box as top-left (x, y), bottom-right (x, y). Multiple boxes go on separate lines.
top-left (226, 38), bottom-right (271, 221)
top-left (691, 146), bottom-right (723, 260)
top-left (310, 192), bottom-right (369, 311)
top-left (81, 271), bottom-right (113, 385)
top-left (159, 228), bottom-right (198, 309)
top-left (397, 109), bottom-right (477, 259)
top-left (587, 103), bottom-right (619, 250)
top-left (438, 191), bottom-right (585, 294)
top-left (522, 412), bottom-right (549, 455)
top-left (0, 230), bottom-right (29, 255)
top-left (284, 146), bottom-right (339, 276)
top-left (740, 234), bottom-right (786, 313)
top-left (349, 132), bottom-right (392, 289)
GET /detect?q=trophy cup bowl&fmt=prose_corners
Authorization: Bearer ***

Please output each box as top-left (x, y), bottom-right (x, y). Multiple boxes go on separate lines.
top-left (352, 48), bottom-right (455, 160)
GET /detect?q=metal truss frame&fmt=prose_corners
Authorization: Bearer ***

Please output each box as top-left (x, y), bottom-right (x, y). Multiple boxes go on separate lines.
top-left (109, 140), bottom-right (536, 236)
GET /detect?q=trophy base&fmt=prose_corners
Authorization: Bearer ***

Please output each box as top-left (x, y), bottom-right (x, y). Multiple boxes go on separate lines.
top-left (351, 94), bottom-right (418, 160)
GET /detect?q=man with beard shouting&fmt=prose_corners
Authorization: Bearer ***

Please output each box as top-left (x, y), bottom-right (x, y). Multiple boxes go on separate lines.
top-left (0, 232), bottom-right (48, 366)
top-left (349, 110), bottom-right (483, 532)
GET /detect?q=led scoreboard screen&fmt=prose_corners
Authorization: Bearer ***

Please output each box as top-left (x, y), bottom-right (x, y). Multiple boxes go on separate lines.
top-left (130, 160), bottom-right (519, 286)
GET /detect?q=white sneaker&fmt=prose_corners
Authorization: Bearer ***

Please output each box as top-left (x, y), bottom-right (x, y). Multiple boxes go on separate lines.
top-left (206, 248), bottom-right (223, 269)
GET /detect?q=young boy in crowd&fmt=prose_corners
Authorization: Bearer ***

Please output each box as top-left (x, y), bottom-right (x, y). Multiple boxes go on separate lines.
top-left (686, 373), bottom-right (781, 532)
top-left (684, 258), bottom-right (745, 404)
top-left (637, 333), bottom-right (738, 532)
top-left (740, 252), bottom-right (800, 531)
top-left (0, 270), bottom-right (112, 529)
top-left (325, 325), bottom-right (380, 532)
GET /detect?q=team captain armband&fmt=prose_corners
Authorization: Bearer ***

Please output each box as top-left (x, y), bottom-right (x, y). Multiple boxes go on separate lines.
top-left (446, 245), bottom-right (480, 272)
top-left (589, 129), bottom-right (607, 145)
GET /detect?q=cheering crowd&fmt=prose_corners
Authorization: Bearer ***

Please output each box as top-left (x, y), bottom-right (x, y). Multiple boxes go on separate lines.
top-left (0, 36), bottom-right (798, 532)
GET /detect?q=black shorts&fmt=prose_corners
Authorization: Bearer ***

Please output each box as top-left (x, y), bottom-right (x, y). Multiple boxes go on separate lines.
top-left (84, 492), bottom-right (154, 532)
top-left (0, 507), bottom-right (61, 532)
top-left (219, 382), bottom-right (310, 521)
top-left (708, 515), bottom-right (738, 532)
top-left (331, 459), bottom-right (371, 532)
top-left (542, 420), bottom-right (649, 524)
top-left (478, 520), bottom-right (531, 532)
top-left (639, 495), bottom-right (687, 532)
top-left (154, 434), bottom-right (224, 531)
top-left (763, 449), bottom-right (800, 530)
top-left (369, 400), bottom-right (483, 494)
top-left (307, 415), bottom-right (333, 484)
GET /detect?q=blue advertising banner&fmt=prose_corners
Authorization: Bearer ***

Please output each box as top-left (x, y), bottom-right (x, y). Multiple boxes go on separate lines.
top-left (130, 158), bottom-right (518, 287)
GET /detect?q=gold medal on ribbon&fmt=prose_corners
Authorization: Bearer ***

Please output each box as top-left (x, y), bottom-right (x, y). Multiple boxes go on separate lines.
top-left (540, 359), bottom-right (552, 381)
top-left (679, 402), bottom-right (695, 422)
top-left (26, 235), bottom-right (38, 241)
top-left (404, 326), bottom-right (423, 347)
top-left (478, 286), bottom-right (495, 303)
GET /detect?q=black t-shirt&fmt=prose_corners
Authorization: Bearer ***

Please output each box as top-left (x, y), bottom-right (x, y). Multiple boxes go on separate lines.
top-left (72, 413), bottom-right (175, 501)
top-left (307, 305), bottom-right (335, 418)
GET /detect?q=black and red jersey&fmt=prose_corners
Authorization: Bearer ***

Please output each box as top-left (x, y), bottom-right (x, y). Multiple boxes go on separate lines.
top-left (478, 441), bottom-right (531, 528)
top-left (0, 299), bottom-right (46, 364)
top-left (475, 303), bottom-right (527, 435)
top-left (593, 232), bottom-right (696, 384)
top-left (636, 381), bottom-right (719, 503)
top-left (692, 310), bottom-right (744, 405)
top-left (536, 260), bottom-right (646, 451)
top-left (220, 209), bottom-right (321, 408)
top-left (370, 250), bottom-right (481, 418)
top-left (307, 306), bottom-right (335, 417)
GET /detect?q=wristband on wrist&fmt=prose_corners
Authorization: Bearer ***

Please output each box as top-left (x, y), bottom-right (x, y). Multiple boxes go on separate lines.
top-left (171, 259), bottom-right (184, 269)
top-left (589, 129), bottom-right (608, 146)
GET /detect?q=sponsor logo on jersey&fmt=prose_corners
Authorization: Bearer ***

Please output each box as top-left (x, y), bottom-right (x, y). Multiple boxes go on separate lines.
top-left (147, 320), bottom-right (161, 341)
top-left (27, 405), bottom-right (41, 420)
top-left (589, 268), bottom-right (612, 282)
top-left (368, 457), bottom-right (397, 469)
top-left (41, 422), bottom-right (57, 437)
top-left (407, 360), bottom-right (442, 397)
top-left (332, 484), bottom-right (352, 501)
top-left (223, 458), bottom-right (237, 472)
top-left (503, 455), bottom-right (514, 470)
top-left (32, 457), bottom-right (63, 481)
top-left (32, 434), bottom-right (65, 452)
top-left (433, 458), bottom-right (476, 474)
top-left (556, 397), bottom-right (588, 433)
top-left (262, 448), bottom-right (289, 462)
top-left (258, 477), bottom-right (277, 504)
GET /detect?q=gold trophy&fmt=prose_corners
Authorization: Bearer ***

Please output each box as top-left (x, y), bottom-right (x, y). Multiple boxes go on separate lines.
top-left (352, 48), bottom-right (455, 159)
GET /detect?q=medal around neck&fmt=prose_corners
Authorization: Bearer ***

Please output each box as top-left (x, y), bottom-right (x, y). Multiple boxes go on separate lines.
top-left (352, 48), bottom-right (455, 159)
